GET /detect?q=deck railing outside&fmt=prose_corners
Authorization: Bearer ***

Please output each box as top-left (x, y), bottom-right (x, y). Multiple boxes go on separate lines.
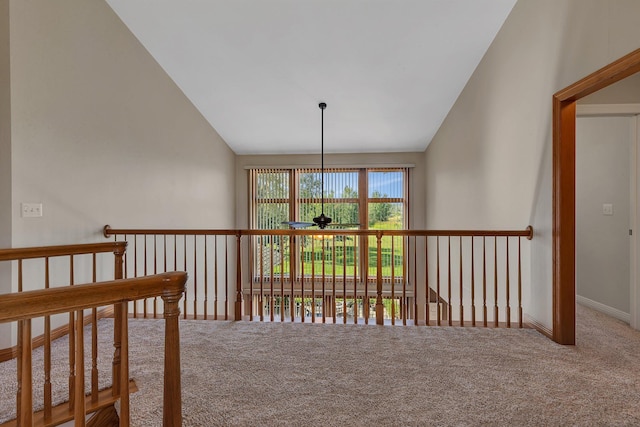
top-left (103, 225), bottom-right (533, 327)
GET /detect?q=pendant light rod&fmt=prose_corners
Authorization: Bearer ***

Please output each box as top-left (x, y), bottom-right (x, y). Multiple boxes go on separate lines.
top-left (312, 102), bottom-right (331, 229)
top-left (320, 102), bottom-right (326, 214)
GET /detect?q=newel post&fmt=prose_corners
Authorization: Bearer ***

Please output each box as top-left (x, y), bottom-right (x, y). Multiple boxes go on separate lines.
top-left (376, 231), bottom-right (384, 325)
top-left (235, 233), bottom-right (243, 321)
top-left (112, 242), bottom-right (126, 397)
top-left (162, 290), bottom-right (183, 427)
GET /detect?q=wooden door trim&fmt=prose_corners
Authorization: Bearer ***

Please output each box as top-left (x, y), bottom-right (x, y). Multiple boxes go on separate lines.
top-left (553, 48), bottom-right (640, 345)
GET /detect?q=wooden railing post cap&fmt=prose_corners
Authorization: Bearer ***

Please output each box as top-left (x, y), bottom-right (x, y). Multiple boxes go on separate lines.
top-left (162, 272), bottom-right (188, 295)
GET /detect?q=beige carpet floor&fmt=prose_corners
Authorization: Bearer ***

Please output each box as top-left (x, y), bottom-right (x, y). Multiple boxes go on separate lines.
top-left (2, 304), bottom-right (640, 426)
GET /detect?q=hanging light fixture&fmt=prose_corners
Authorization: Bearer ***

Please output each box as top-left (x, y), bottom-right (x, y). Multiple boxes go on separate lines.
top-left (282, 102), bottom-right (359, 229)
top-left (312, 102), bottom-right (332, 229)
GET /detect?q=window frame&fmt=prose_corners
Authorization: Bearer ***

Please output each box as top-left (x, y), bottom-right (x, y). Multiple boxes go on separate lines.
top-left (250, 167), bottom-right (409, 282)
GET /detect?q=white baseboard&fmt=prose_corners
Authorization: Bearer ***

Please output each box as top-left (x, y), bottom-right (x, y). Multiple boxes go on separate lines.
top-left (576, 295), bottom-right (630, 323)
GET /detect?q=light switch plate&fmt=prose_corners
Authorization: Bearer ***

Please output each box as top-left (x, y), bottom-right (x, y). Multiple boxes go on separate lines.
top-left (603, 203), bottom-right (613, 216)
top-left (21, 203), bottom-right (43, 218)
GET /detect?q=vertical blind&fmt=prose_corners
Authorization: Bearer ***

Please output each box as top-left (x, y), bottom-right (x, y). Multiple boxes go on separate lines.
top-left (250, 167), bottom-right (408, 229)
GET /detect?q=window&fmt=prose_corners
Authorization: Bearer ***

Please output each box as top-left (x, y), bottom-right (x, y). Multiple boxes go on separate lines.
top-left (249, 167), bottom-right (408, 281)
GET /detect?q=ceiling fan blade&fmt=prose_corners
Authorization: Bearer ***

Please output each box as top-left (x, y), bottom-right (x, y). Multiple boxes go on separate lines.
top-left (327, 223), bottom-right (361, 229)
top-left (282, 221), bottom-right (316, 229)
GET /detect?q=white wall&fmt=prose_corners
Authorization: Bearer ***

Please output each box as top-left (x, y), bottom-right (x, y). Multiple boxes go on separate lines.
top-left (424, 0), bottom-right (640, 329)
top-left (8, 0), bottom-right (237, 251)
top-left (576, 116), bottom-right (632, 317)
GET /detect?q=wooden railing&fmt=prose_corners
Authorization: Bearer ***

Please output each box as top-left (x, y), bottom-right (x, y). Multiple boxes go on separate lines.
top-left (0, 272), bottom-right (186, 427)
top-left (103, 225), bottom-right (533, 327)
top-left (0, 242), bottom-right (127, 364)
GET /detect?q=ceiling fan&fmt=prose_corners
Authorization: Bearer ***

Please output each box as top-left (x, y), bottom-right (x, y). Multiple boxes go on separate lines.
top-left (283, 102), bottom-right (359, 230)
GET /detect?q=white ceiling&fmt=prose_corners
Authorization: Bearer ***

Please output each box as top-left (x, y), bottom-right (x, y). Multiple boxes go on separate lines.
top-left (105, 0), bottom-right (516, 155)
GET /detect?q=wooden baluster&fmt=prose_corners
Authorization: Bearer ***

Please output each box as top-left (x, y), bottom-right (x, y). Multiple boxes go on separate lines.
top-left (112, 305), bottom-right (122, 399)
top-left (518, 237), bottom-right (523, 328)
top-left (74, 309), bottom-right (86, 426)
top-left (132, 234), bottom-right (138, 320)
top-left (123, 235), bottom-right (128, 281)
top-left (163, 234), bottom-right (168, 273)
top-left (69, 256), bottom-right (76, 411)
top-left (447, 237), bottom-right (452, 326)
top-left (144, 236), bottom-right (148, 319)
top-left (353, 234), bottom-right (358, 324)
top-left (224, 237), bottom-right (229, 320)
top-left (471, 237), bottom-right (476, 327)
top-left (506, 237), bottom-right (511, 328)
top-left (412, 236), bottom-right (416, 326)
top-left (494, 236), bottom-right (499, 327)
top-left (425, 236), bottom-right (430, 326)
top-left (204, 236), bottom-right (209, 319)
top-left (281, 235), bottom-right (285, 322)
top-left (16, 260), bottom-right (22, 427)
top-left (119, 301), bottom-right (130, 427)
top-left (133, 236), bottom-right (138, 318)
top-left (376, 231), bottom-right (384, 326)
top-left (364, 235), bottom-right (369, 325)
top-left (91, 253), bottom-right (99, 403)
top-left (162, 291), bottom-right (183, 427)
top-left (341, 236), bottom-right (346, 324)
top-left (194, 235), bottom-right (198, 319)
top-left (154, 235), bottom-right (158, 318)
top-left (20, 319), bottom-right (33, 426)
top-left (235, 233), bottom-right (243, 321)
top-left (183, 236), bottom-right (188, 320)
top-left (247, 236), bottom-right (253, 321)
top-left (321, 235), bottom-right (326, 324)
top-left (44, 257), bottom-right (52, 421)
top-left (270, 235), bottom-right (275, 322)
top-left (173, 235), bottom-right (178, 275)
top-left (215, 237), bottom-right (219, 320)
top-left (259, 237), bottom-right (264, 321)
top-left (391, 236), bottom-right (395, 325)
top-left (290, 235), bottom-right (295, 323)
top-left (459, 236), bottom-right (464, 326)
top-left (482, 236), bottom-right (487, 327)
top-left (436, 237), bottom-right (441, 326)
top-left (332, 236), bottom-right (337, 324)
top-left (403, 236), bottom-right (409, 325)
top-left (312, 237), bottom-right (317, 322)
top-left (300, 236), bottom-right (305, 323)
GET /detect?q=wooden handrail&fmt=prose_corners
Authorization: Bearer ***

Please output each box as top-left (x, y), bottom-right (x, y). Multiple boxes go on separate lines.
top-left (0, 272), bottom-right (186, 322)
top-left (104, 225), bottom-right (534, 239)
top-left (0, 242), bottom-right (127, 261)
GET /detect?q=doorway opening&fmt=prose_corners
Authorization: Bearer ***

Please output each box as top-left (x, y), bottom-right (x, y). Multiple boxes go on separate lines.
top-left (553, 48), bottom-right (640, 344)
top-left (575, 112), bottom-right (640, 325)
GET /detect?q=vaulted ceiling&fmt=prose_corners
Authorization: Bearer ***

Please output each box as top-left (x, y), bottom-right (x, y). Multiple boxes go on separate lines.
top-left (105, 0), bottom-right (516, 155)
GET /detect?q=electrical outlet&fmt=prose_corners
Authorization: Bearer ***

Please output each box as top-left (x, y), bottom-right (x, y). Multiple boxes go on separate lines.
top-left (21, 203), bottom-right (43, 218)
